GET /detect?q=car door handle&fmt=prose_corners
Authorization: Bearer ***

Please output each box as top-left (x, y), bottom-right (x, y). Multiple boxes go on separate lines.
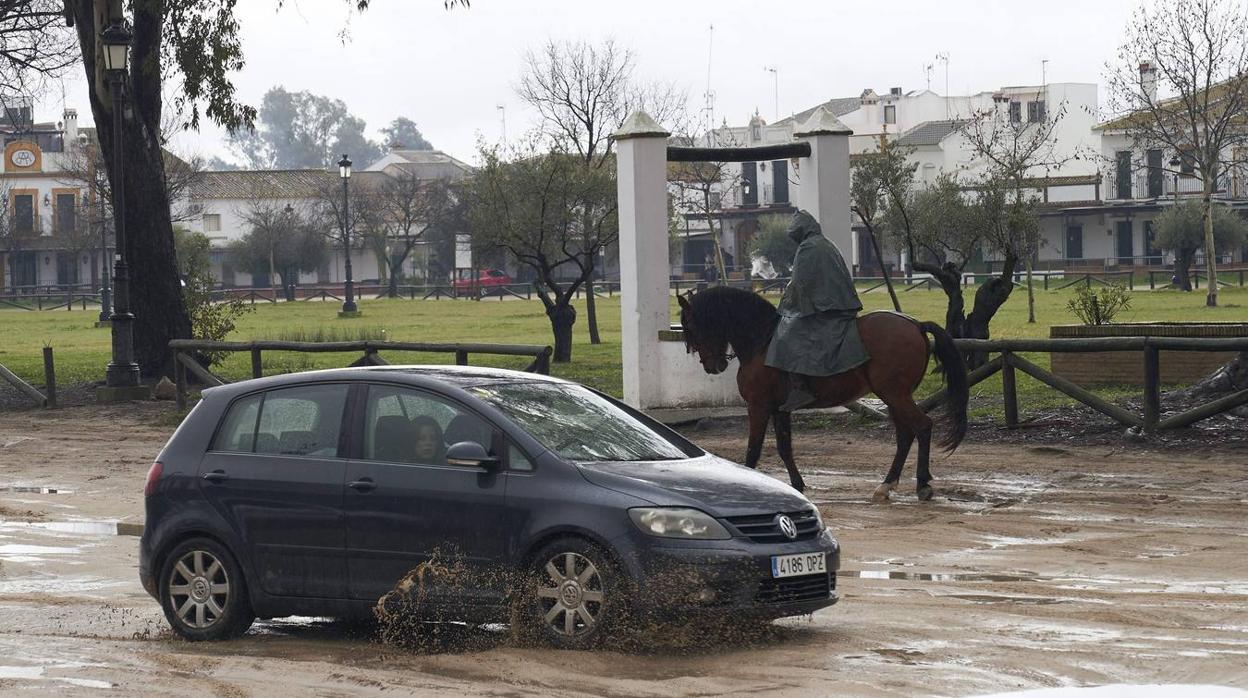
top-left (348, 478), bottom-right (376, 492)
top-left (202, 470), bottom-right (229, 483)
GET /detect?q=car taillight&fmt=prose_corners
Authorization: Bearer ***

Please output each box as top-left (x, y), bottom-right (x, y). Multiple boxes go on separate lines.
top-left (144, 462), bottom-right (164, 497)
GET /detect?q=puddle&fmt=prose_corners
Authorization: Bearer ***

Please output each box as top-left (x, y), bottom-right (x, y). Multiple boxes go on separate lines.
top-left (841, 570), bottom-right (1036, 583)
top-left (0, 521), bottom-right (141, 537)
top-left (941, 593), bottom-right (1066, 605)
top-left (0, 664), bottom-right (112, 689)
top-left (0, 486), bottom-right (72, 495)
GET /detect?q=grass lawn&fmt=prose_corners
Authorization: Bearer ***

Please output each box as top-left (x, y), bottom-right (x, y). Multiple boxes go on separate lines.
top-left (1, 284), bottom-right (1245, 421)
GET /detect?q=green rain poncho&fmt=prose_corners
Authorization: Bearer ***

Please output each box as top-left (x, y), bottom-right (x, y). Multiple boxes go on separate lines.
top-left (764, 211), bottom-right (870, 376)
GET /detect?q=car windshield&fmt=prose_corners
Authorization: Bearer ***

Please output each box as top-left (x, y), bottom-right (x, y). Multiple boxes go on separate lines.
top-left (468, 382), bottom-right (689, 462)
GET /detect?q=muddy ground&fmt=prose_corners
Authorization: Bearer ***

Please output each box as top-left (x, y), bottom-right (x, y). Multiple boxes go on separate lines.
top-left (0, 402), bottom-right (1246, 696)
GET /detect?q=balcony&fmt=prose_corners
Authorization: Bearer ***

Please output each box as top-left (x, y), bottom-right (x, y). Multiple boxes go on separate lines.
top-left (1105, 170), bottom-right (1242, 202)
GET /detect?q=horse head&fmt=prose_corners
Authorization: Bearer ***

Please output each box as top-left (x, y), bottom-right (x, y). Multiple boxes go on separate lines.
top-left (677, 294), bottom-right (731, 375)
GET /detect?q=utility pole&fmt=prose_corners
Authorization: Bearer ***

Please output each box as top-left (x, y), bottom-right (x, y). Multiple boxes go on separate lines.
top-left (764, 66), bottom-right (779, 121)
top-left (496, 104), bottom-right (506, 145)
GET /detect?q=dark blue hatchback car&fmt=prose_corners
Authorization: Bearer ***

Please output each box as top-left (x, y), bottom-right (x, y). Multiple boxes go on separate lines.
top-left (140, 367), bottom-right (840, 647)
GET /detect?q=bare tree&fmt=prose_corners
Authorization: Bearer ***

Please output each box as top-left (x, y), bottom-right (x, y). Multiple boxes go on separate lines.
top-left (668, 128), bottom-right (743, 284)
top-left (365, 172), bottom-right (462, 298)
top-left (234, 197), bottom-right (325, 297)
top-left (959, 98), bottom-right (1069, 328)
top-left (0, 1), bottom-right (77, 96)
top-left (517, 38), bottom-right (685, 344)
top-left (1105, 0), bottom-right (1248, 307)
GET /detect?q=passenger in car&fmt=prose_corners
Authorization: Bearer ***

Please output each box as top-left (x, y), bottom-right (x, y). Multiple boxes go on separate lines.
top-left (411, 416), bottom-right (446, 465)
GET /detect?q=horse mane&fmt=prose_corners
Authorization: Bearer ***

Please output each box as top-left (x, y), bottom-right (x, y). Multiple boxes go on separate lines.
top-left (684, 286), bottom-right (779, 362)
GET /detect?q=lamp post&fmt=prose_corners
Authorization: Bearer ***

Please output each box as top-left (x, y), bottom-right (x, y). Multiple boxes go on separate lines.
top-left (100, 19), bottom-right (140, 390)
top-left (338, 154), bottom-right (358, 314)
top-left (91, 190), bottom-right (111, 323)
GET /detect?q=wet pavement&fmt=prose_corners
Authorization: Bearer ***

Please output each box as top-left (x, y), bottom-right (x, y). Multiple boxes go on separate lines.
top-left (0, 403), bottom-right (1246, 695)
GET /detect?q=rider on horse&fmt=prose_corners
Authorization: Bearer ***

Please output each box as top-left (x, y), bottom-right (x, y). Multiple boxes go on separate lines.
top-left (766, 210), bottom-right (869, 412)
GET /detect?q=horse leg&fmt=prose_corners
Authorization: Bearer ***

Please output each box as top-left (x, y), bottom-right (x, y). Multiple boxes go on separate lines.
top-left (872, 421), bottom-right (914, 504)
top-left (744, 404), bottom-right (769, 470)
top-left (772, 411), bottom-right (805, 492)
top-left (914, 414), bottom-right (935, 501)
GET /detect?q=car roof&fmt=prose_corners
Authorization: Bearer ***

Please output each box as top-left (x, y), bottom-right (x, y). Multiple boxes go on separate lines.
top-left (202, 365), bottom-right (567, 400)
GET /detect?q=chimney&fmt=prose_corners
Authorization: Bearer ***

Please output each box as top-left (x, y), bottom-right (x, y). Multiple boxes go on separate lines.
top-left (1139, 63), bottom-right (1157, 104)
top-left (62, 108), bottom-right (78, 144)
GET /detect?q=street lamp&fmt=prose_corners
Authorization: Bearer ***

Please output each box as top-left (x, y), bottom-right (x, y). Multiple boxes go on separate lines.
top-left (89, 190), bottom-right (111, 323)
top-left (338, 154), bottom-right (358, 314)
top-left (100, 18), bottom-right (141, 391)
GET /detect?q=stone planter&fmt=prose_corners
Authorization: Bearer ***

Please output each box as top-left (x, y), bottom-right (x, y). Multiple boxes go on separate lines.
top-left (1049, 323), bottom-right (1248, 386)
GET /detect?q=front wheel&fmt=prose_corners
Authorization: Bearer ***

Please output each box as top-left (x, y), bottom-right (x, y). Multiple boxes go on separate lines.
top-left (518, 538), bottom-right (627, 649)
top-left (159, 537), bottom-right (254, 641)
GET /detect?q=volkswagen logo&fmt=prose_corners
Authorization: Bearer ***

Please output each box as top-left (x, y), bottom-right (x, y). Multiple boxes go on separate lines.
top-left (775, 514), bottom-right (798, 540)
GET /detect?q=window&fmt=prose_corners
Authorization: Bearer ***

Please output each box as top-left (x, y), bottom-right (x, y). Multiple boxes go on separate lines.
top-left (469, 382), bottom-right (690, 462)
top-left (254, 384), bottom-right (349, 457)
top-left (509, 444), bottom-right (535, 472)
top-left (212, 394), bottom-right (263, 452)
top-left (1008, 101), bottom-right (1022, 123)
top-left (741, 162), bottom-right (758, 206)
top-left (202, 213), bottom-right (221, 232)
top-left (13, 194), bottom-right (34, 234)
top-left (1115, 151), bottom-right (1133, 199)
top-left (1178, 149), bottom-right (1196, 177)
top-left (883, 105), bottom-right (896, 125)
top-left (363, 385), bottom-right (494, 466)
top-left (55, 193), bottom-right (76, 234)
top-left (1146, 149), bottom-right (1164, 198)
top-left (1027, 101), bottom-right (1046, 123)
top-left (750, 123), bottom-right (762, 141)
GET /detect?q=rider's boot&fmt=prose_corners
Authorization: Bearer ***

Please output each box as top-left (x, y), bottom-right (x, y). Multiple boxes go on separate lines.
top-left (779, 373), bottom-right (817, 412)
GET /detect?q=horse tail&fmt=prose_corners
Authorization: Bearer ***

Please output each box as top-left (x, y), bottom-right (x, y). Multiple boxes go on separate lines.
top-left (919, 321), bottom-right (969, 453)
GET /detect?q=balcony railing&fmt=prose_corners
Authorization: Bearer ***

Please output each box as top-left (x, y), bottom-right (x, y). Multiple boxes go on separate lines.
top-left (1105, 170), bottom-right (1235, 201)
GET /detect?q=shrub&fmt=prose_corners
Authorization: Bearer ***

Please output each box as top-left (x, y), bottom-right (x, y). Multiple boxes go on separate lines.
top-left (175, 227), bottom-right (252, 366)
top-left (1066, 284), bottom-right (1132, 325)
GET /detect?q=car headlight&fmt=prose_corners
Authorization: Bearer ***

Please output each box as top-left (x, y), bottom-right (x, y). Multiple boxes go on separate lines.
top-left (628, 507), bottom-right (731, 540)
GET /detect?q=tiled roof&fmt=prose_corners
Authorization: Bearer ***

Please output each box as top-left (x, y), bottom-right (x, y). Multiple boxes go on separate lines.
top-left (190, 169), bottom-right (334, 200)
top-left (775, 97), bottom-right (861, 127)
top-left (895, 120), bottom-right (966, 147)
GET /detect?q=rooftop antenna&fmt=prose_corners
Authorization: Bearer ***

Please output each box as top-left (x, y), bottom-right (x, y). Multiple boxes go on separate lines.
top-left (703, 23), bottom-right (716, 141)
top-left (935, 52), bottom-right (950, 118)
top-left (1041, 58), bottom-right (1049, 88)
top-left (924, 62), bottom-right (933, 91)
top-left (764, 66), bottom-right (779, 121)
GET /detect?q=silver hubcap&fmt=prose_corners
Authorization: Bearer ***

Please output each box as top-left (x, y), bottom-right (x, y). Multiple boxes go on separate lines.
top-left (168, 550), bottom-right (230, 629)
top-left (536, 552), bottom-right (604, 638)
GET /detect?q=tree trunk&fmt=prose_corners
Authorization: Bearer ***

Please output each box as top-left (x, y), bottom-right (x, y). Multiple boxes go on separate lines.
top-left (69, 0), bottom-right (191, 378)
top-left (585, 273), bottom-right (602, 344)
top-left (1175, 351), bottom-right (1248, 414)
top-left (386, 260), bottom-right (402, 298)
top-left (963, 253), bottom-right (1018, 368)
top-left (1025, 256), bottom-right (1036, 324)
top-left (1202, 175), bottom-right (1218, 307)
top-left (866, 225), bottom-right (901, 312)
top-left (913, 261), bottom-right (964, 336)
top-left (548, 301), bottom-right (577, 363)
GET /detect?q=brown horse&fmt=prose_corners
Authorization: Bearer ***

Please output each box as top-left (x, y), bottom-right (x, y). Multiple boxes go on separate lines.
top-left (677, 287), bottom-right (969, 502)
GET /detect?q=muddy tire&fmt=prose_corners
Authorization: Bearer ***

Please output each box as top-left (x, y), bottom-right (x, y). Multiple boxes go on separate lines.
top-left (158, 537), bottom-right (254, 641)
top-left (516, 538), bottom-right (627, 650)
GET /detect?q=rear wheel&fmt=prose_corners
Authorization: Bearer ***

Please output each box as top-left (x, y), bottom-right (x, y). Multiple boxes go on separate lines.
top-left (159, 537), bottom-right (254, 641)
top-left (518, 538), bottom-right (626, 649)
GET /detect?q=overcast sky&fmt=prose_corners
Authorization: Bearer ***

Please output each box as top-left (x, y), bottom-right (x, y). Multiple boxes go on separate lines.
top-left (38, 0), bottom-right (1151, 168)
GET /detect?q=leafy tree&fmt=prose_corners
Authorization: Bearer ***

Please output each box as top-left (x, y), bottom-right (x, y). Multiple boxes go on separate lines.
top-left (379, 117), bottom-right (434, 151)
top-left (228, 86), bottom-right (384, 169)
top-left (518, 38), bottom-right (684, 344)
top-left (1106, 0), bottom-right (1248, 307)
top-left (232, 201), bottom-right (327, 294)
top-left (466, 140), bottom-right (615, 363)
top-left (1154, 201), bottom-right (1248, 291)
top-left (174, 227), bottom-right (251, 366)
top-left (850, 135), bottom-right (916, 311)
top-left (748, 214), bottom-right (798, 276)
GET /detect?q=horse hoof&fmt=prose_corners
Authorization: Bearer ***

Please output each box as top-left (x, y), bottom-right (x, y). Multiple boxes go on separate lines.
top-left (917, 485), bottom-right (934, 501)
top-left (871, 484), bottom-right (894, 504)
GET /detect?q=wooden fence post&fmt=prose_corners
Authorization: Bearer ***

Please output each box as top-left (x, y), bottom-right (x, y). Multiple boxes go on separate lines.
top-left (42, 347), bottom-right (56, 409)
top-left (455, 350), bottom-right (469, 366)
top-left (174, 349), bottom-right (187, 411)
top-left (1143, 345), bottom-right (1160, 433)
top-left (1001, 351), bottom-right (1019, 428)
top-left (251, 347), bottom-right (263, 380)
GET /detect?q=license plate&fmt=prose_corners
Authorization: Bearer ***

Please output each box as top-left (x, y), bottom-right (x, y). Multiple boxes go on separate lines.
top-left (770, 552), bottom-right (826, 578)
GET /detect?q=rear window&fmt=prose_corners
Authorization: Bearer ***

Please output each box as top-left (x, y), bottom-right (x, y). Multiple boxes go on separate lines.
top-left (211, 384), bottom-right (349, 457)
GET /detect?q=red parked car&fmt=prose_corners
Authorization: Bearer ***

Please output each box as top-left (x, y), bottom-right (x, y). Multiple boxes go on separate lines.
top-left (453, 269), bottom-right (513, 295)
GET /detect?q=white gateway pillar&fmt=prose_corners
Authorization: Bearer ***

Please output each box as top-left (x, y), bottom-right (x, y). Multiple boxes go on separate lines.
top-left (614, 112), bottom-right (671, 407)
top-left (794, 107), bottom-right (854, 261)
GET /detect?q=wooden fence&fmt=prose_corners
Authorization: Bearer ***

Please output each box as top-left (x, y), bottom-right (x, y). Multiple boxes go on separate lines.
top-left (169, 339), bottom-right (553, 409)
top-left (0, 348), bottom-right (57, 408)
top-left (920, 336), bottom-right (1248, 433)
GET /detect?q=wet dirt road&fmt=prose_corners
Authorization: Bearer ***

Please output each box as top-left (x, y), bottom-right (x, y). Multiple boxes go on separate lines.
top-left (1, 403), bottom-right (1247, 696)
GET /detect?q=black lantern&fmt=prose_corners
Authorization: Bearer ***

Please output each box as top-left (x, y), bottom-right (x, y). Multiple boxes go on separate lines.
top-left (338, 154), bottom-right (358, 314)
top-left (100, 20), bottom-right (132, 74)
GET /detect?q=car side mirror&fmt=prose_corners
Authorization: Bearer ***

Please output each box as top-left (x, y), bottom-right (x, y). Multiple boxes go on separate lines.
top-left (446, 441), bottom-right (501, 471)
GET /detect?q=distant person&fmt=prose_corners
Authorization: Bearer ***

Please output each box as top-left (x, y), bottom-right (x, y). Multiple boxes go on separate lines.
top-left (766, 210), bottom-right (869, 411)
